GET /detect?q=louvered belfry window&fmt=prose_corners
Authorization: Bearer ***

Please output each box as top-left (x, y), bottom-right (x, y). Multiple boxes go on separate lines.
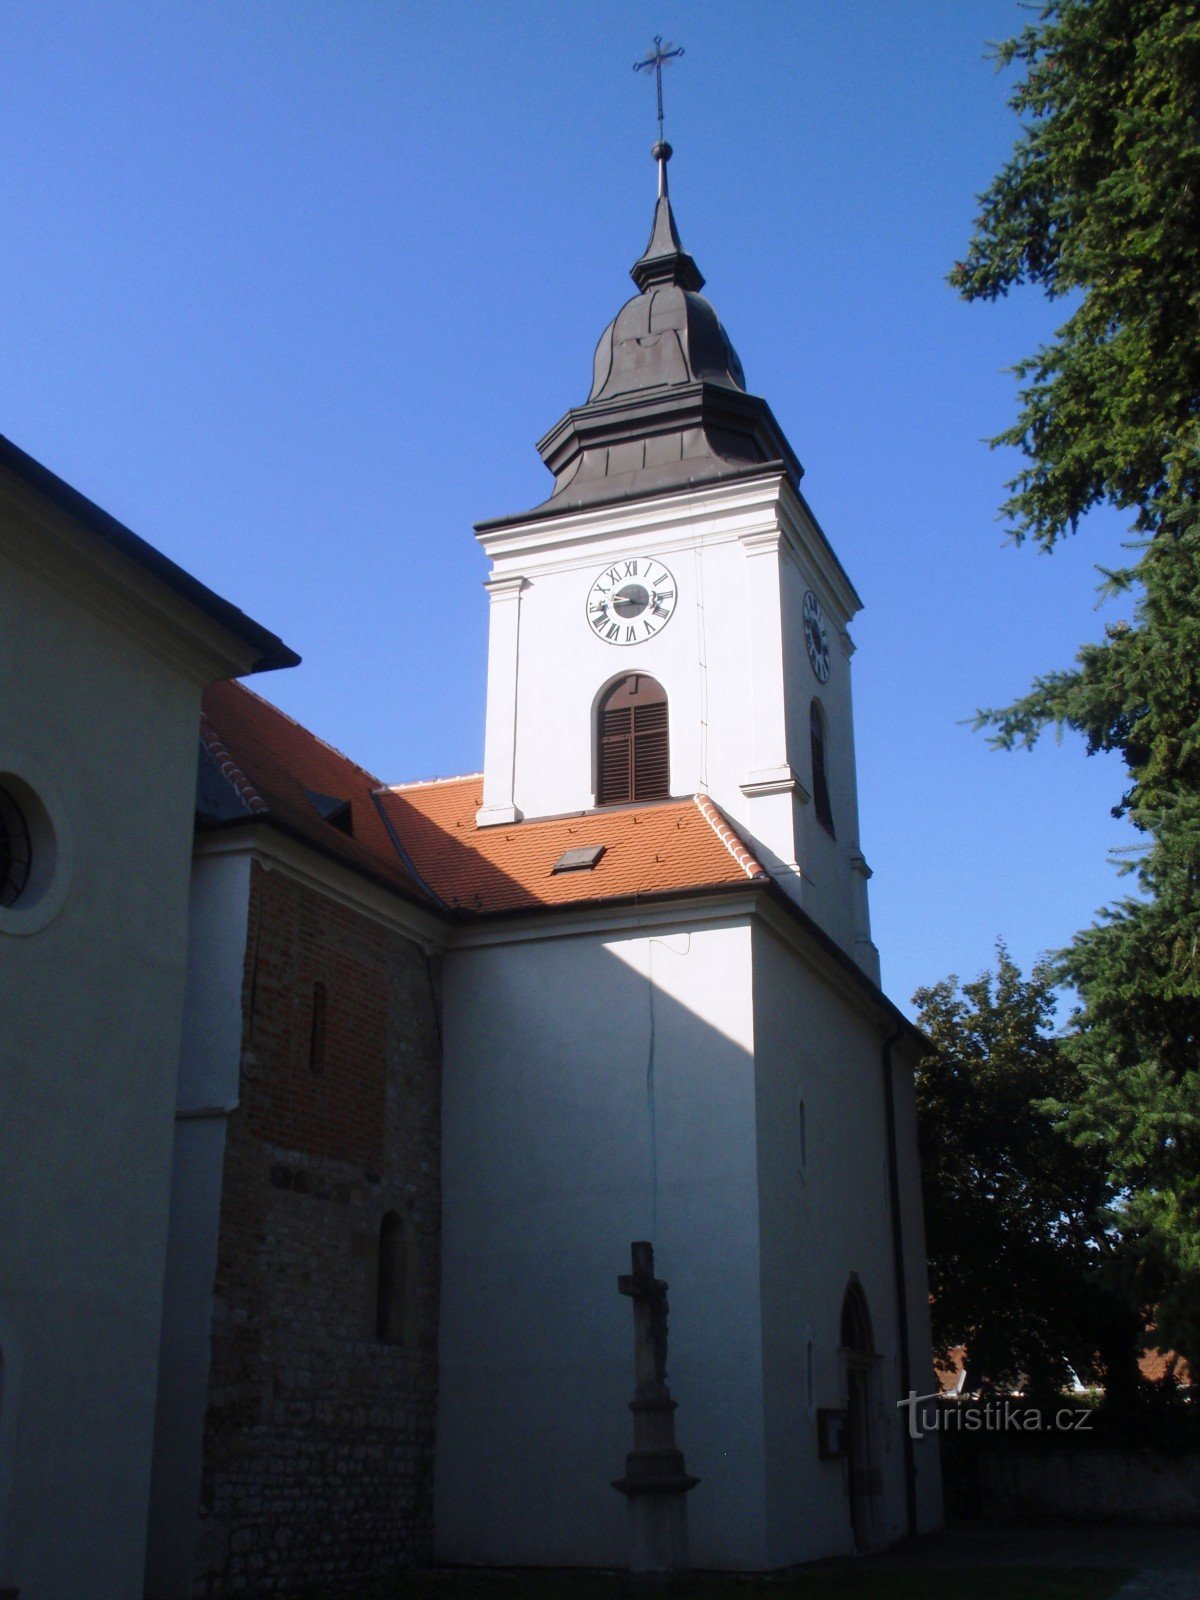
top-left (811, 699), bottom-right (835, 836)
top-left (597, 675), bottom-right (670, 805)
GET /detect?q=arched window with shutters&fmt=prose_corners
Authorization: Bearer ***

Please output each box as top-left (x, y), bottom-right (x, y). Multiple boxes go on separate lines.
top-left (596, 675), bottom-right (670, 805)
top-left (840, 1279), bottom-right (874, 1355)
top-left (839, 1276), bottom-right (879, 1548)
top-left (810, 699), bottom-right (835, 836)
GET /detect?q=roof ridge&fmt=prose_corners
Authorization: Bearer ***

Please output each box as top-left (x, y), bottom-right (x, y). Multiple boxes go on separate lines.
top-left (692, 794), bottom-right (766, 881)
top-left (200, 716), bottom-right (270, 815)
top-left (224, 679), bottom-right (385, 789)
top-left (385, 772), bottom-right (483, 793)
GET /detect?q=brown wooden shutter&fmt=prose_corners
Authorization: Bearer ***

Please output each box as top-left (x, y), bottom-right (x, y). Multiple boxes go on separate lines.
top-left (598, 705), bottom-right (633, 805)
top-left (598, 676), bottom-right (669, 805)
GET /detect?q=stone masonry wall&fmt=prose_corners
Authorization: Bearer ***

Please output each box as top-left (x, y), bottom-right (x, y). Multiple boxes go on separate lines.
top-left (194, 860), bottom-right (441, 1595)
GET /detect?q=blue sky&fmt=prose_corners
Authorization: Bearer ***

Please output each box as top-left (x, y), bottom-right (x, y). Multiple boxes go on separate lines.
top-left (1, 1), bottom-right (1138, 1015)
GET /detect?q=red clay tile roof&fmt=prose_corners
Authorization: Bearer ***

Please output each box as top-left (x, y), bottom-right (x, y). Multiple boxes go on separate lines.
top-left (201, 682), bottom-right (767, 917)
top-left (377, 779), bottom-right (765, 914)
top-left (200, 681), bottom-right (432, 904)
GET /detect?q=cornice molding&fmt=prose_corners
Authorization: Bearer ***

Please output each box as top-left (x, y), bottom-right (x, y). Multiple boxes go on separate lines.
top-left (475, 471), bottom-right (789, 564)
top-left (740, 763), bottom-right (806, 800)
top-left (475, 471), bottom-right (863, 630)
top-left (739, 527), bottom-right (785, 558)
top-left (483, 574), bottom-right (529, 601)
top-left (445, 888), bottom-right (761, 950)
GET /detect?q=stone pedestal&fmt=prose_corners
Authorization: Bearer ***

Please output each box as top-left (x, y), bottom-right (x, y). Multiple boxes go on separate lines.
top-left (613, 1385), bottom-right (698, 1572)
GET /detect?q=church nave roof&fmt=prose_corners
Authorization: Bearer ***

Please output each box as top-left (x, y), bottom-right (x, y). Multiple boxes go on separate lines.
top-left (198, 681), bottom-right (766, 920)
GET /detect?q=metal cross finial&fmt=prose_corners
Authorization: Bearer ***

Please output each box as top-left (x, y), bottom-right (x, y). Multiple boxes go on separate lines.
top-left (633, 35), bottom-right (684, 144)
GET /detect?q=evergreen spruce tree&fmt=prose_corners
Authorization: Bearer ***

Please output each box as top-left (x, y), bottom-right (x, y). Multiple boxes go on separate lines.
top-left (950, 0), bottom-right (1200, 546)
top-left (952, 0), bottom-right (1200, 1365)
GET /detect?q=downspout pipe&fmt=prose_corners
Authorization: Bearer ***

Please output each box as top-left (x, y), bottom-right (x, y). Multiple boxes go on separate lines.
top-left (882, 1025), bottom-right (918, 1539)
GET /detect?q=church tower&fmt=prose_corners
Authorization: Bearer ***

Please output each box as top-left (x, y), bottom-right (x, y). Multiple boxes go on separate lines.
top-left (436, 137), bottom-right (942, 1571)
top-left (476, 144), bottom-right (878, 979)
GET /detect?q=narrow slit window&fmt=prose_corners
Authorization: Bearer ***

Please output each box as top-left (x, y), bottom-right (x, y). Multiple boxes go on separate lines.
top-left (376, 1211), bottom-right (407, 1344)
top-left (308, 981), bottom-right (327, 1074)
top-left (597, 675), bottom-right (669, 806)
top-left (810, 700), bottom-right (835, 836)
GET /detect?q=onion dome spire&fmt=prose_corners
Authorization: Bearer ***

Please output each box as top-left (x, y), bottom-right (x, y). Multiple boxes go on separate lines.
top-left (500, 137), bottom-right (804, 519)
top-left (631, 142), bottom-right (704, 293)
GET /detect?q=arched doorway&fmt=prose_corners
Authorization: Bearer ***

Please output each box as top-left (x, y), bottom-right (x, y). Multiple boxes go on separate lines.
top-left (840, 1278), bottom-right (880, 1550)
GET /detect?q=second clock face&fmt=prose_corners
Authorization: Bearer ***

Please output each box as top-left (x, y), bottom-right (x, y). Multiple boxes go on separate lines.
top-left (586, 557), bottom-right (677, 646)
top-left (803, 590), bottom-right (831, 683)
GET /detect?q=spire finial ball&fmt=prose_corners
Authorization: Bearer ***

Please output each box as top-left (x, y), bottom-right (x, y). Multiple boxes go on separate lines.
top-left (652, 141), bottom-right (673, 164)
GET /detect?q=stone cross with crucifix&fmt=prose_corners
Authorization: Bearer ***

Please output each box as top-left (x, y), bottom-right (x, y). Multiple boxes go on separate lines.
top-left (618, 1238), bottom-right (670, 1394)
top-left (612, 1241), bottom-right (698, 1576)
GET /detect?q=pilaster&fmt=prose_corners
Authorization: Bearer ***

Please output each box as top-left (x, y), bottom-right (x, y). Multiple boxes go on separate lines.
top-left (477, 574), bottom-right (527, 828)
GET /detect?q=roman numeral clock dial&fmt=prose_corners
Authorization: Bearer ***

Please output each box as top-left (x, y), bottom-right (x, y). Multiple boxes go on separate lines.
top-left (803, 589), bottom-right (831, 683)
top-left (585, 558), bottom-right (678, 646)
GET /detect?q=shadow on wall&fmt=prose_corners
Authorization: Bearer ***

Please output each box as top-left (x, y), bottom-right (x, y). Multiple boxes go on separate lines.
top-left (435, 902), bottom-right (905, 1568)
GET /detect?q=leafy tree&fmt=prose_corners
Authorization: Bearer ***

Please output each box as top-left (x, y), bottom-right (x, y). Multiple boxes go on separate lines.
top-left (951, 2), bottom-right (1200, 1367)
top-left (950, 0), bottom-right (1200, 546)
top-left (913, 946), bottom-right (1130, 1395)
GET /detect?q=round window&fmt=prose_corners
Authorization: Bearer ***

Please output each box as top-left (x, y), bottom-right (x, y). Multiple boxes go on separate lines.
top-left (0, 767), bottom-right (67, 933)
top-left (0, 786), bottom-right (33, 906)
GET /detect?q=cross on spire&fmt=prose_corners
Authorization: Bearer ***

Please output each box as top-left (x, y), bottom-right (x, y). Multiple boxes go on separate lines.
top-left (633, 35), bottom-right (684, 145)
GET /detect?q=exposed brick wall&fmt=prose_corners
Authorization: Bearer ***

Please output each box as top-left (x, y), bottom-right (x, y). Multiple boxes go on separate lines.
top-left (194, 859), bottom-right (441, 1596)
top-left (245, 865), bottom-right (389, 1170)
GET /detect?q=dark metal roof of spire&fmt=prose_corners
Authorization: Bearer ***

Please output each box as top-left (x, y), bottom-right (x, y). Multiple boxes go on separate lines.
top-left (510, 142), bottom-right (802, 516)
top-left (630, 143), bottom-right (704, 293)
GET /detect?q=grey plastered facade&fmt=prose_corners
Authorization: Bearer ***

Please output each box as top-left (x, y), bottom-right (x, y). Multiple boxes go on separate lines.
top-left (0, 439), bottom-right (293, 1600)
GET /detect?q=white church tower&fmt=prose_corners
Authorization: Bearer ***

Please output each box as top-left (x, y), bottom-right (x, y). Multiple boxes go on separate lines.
top-left (435, 142), bottom-right (941, 1573)
top-left (476, 141), bottom-right (878, 979)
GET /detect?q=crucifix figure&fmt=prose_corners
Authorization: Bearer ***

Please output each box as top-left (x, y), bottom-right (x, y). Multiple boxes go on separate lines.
top-left (633, 35), bottom-right (684, 146)
top-left (618, 1239), bottom-right (670, 1392)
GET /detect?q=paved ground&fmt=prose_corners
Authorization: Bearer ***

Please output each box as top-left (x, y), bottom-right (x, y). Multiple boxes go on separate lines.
top-left (864, 1522), bottom-right (1200, 1598)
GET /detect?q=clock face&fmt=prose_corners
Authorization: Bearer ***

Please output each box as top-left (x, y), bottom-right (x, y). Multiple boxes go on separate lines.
top-left (803, 590), bottom-right (831, 683)
top-left (586, 557), bottom-right (677, 646)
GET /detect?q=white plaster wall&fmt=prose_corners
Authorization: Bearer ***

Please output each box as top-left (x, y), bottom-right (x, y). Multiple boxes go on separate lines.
top-left (890, 1036), bottom-right (945, 1534)
top-left (778, 551), bottom-right (870, 965)
top-left (436, 916), bottom-right (771, 1569)
top-left (0, 551), bottom-right (207, 1599)
top-left (145, 850), bottom-right (252, 1599)
top-left (749, 922), bottom-right (940, 1563)
top-left (0, 1310), bottom-right (22, 1594)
